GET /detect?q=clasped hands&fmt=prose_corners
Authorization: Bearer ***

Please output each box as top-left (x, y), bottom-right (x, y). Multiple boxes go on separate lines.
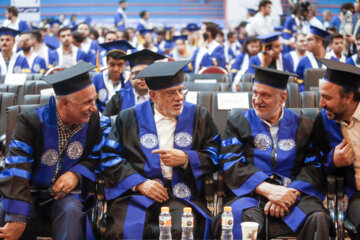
top-left (256, 182), bottom-right (300, 218)
top-left (136, 149), bottom-right (188, 202)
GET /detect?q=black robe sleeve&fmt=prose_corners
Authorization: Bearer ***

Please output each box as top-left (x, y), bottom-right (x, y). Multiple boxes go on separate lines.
top-left (103, 92), bottom-right (122, 117)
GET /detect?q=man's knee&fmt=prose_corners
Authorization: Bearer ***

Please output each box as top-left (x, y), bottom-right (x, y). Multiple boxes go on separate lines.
top-left (306, 211), bottom-right (331, 225)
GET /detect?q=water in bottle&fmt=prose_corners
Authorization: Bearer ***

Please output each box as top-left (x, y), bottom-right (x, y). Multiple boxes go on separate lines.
top-left (221, 206), bottom-right (233, 240)
top-left (159, 206), bottom-right (172, 240)
top-left (181, 207), bottom-right (194, 240)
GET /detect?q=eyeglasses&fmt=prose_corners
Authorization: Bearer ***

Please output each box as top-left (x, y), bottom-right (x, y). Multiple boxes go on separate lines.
top-left (164, 87), bottom-right (189, 97)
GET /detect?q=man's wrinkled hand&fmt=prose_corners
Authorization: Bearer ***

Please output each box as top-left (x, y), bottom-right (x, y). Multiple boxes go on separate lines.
top-left (264, 201), bottom-right (287, 218)
top-left (333, 138), bottom-right (354, 167)
top-left (136, 180), bottom-right (169, 202)
top-left (0, 222), bottom-right (26, 240)
top-left (266, 185), bottom-right (299, 211)
top-left (152, 149), bottom-right (189, 167)
top-left (52, 171), bottom-right (79, 200)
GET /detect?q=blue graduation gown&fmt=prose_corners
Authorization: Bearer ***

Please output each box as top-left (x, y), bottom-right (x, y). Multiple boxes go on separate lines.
top-left (220, 108), bottom-right (326, 238)
top-left (0, 53), bottom-right (30, 74)
top-left (282, 15), bottom-right (298, 53)
top-left (30, 55), bottom-right (47, 74)
top-left (103, 87), bottom-right (136, 116)
top-left (98, 101), bottom-right (220, 239)
top-left (346, 54), bottom-right (360, 67)
top-left (246, 53), bottom-right (289, 74)
top-left (295, 53), bottom-right (321, 92)
top-left (115, 9), bottom-right (126, 30)
top-left (92, 70), bottom-right (131, 113)
top-left (199, 45), bottom-right (226, 69)
top-left (48, 46), bottom-right (87, 68)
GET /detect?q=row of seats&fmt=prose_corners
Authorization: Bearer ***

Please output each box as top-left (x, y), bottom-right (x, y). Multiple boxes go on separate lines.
top-left (0, 74), bottom-right (44, 83)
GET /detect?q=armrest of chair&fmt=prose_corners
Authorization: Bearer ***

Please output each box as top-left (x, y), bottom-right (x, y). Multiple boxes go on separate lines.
top-left (327, 174), bottom-right (336, 222)
top-left (336, 176), bottom-right (345, 239)
top-left (216, 173), bottom-right (224, 216)
top-left (93, 178), bottom-right (107, 239)
top-left (204, 174), bottom-right (215, 215)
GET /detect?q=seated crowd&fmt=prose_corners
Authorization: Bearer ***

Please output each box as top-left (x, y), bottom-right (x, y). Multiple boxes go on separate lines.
top-left (1, 1), bottom-right (360, 239)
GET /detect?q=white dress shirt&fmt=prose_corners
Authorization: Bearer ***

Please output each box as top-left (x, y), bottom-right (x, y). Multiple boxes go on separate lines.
top-left (339, 103), bottom-right (360, 190)
top-left (134, 89), bottom-right (149, 105)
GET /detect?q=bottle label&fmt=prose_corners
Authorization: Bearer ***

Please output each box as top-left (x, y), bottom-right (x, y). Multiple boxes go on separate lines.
top-left (221, 216), bottom-right (233, 229)
top-left (182, 217), bottom-right (194, 227)
top-left (159, 216), bottom-right (172, 227)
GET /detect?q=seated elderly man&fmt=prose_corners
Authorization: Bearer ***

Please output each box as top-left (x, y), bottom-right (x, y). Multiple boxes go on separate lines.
top-left (212, 65), bottom-right (333, 239)
top-left (311, 58), bottom-right (360, 239)
top-left (0, 62), bottom-right (103, 240)
top-left (98, 60), bottom-right (220, 239)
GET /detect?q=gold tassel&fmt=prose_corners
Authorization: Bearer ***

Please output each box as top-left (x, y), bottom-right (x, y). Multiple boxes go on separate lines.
top-left (96, 49), bottom-right (100, 72)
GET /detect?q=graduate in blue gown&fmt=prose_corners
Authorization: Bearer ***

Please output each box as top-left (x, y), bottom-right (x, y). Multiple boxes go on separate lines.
top-left (282, 33), bottom-right (307, 73)
top-left (346, 34), bottom-right (360, 67)
top-left (114, 0), bottom-right (127, 31)
top-left (212, 65), bottom-right (333, 239)
top-left (48, 27), bottom-right (87, 69)
top-left (3, 6), bottom-right (30, 32)
top-left (296, 26), bottom-right (329, 92)
top-left (0, 62), bottom-right (103, 240)
top-left (282, 7), bottom-right (301, 54)
top-left (0, 27), bottom-right (30, 74)
top-left (98, 60), bottom-right (220, 239)
top-left (103, 49), bottom-right (165, 116)
top-left (92, 40), bottom-right (135, 113)
top-left (247, 33), bottom-right (290, 74)
top-left (310, 59), bottom-right (360, 239)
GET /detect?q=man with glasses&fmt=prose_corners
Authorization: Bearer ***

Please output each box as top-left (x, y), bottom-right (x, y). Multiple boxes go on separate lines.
top-left (103, 49), bottom-right (165, 116)
top-left (98, 60), bottom-right (220, 239)
top-left (212, 65), bottom-right (332, 239)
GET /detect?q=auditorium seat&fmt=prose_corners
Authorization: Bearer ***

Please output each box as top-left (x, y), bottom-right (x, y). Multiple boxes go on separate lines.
top-left (23, 80), bottom-right (51, 96)
top-left (23, 94), bottom-right (51, 105)
top-left (286, 83), bottom-right (300, 108)
top-left (236, 82), bottom-right (252, 92)
top-left (0, 93), bottom-right (16, 154)
top-left (240, 73), bottom-right (253, 82)
top-left (219, 82), bottom-right (231, 92)
top-left (5, 104), bottom-right (41, 154)
top-left (315, 91), bottom-right (321, 108)
top-left (0, 84), bottom-right (23, 105)
top-left (0, 74), bottom-right (5, 84)
top-left (304, 68), bottom-right (326, 91)
top-left (211, 92), bottom-right (252, 136)
top-left (300, 91), bottom-right (317, 108)
top-left (289, 108), bottom-right (320, 120)
top-left (186, 73), bottom-right (229, 83)
top-left (198, 66), bottom-right (228, 74)
top-left (183, 82), bottom-right (221, 92)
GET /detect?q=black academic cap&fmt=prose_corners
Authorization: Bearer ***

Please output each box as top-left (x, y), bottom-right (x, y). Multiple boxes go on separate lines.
top-left (134, 60), bottom-right (190, 90)
top-left (252, 65), bottom-right (298, 90)
top-left (121, 49), bottom-right (165, 68)
top-left (317, 58), bottom-right (360, 89)
top-left (43, 61), bottom-right (96, 96)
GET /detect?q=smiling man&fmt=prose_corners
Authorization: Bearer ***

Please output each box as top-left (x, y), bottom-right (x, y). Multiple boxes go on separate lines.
top-left (0, 62), bottom-right (103, 240)
top-left (98, 60), bottom-right (220, 239)
top-left (212, 65), bottom-right (332, 239)
top-left (311, 58), bottom-right (360, 239)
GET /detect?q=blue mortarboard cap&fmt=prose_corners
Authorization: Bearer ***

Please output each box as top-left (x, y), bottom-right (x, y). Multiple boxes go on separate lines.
top-left (318, 58), bottom-right (360, 89)
top-left (257, 32), bottom-right (281, 45)
top-left (274, 25), bottom-right (284, 32)
top-left (134, 60), bottom-right (191, 90)
top-left (50, 19), bottom-right (61, 27)
top-left (44, 35), bottom-right (60, 50)
top-left (186, 23), bottom-right (200, 32)
top-left (247, 8), bottom-right (257, 14)
top-left (309, 25), bottom-right (329, 40)
top-left (139, 29), bottom-right (153, 35)
top-left (173, 35), bottom-right (187, 42)
top-left (99, 40), bottom-right (135, 54)
top-left (0, 27), bottom-right (20, 38)
top-left (43, 61), bottom-right (96, 95)
top-left (252, 65), bottom-right (298, 90)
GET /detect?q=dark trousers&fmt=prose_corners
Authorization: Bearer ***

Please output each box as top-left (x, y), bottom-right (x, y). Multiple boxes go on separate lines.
top-left (348, 192), bottom-right (360, 232)
top-left (0, 195), bottom-right (84, 240)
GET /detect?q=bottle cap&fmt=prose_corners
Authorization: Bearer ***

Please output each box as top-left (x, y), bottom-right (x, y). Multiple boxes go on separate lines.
top-left (183, 207), bottom-right (192, 213)
top-left (161, 207), bottom-right (170, 212)
top-left (224, 206), bottom-right (232, 212)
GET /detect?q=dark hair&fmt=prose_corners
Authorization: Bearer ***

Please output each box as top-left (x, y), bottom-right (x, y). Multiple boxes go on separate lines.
top-left (58, 27), bottom-right (71, 36)
top-left (243, 36), bottom-right (260, 54)
top-left (239, 21), bottom-right (247, 28)
top-left (329, 33), bottom-right (343, 42)
top-left (6, 6), bottom-right (18, 17)
top-left (341, 3), bottom-right (355, 12)
top-left (119, 0), bottom-right (126, 3)
top-left (340, 87), bottom-right (360, 102)
top-left (31, 30), bottom-right (42, 43)
top-left (72, 31), bottom-right (84, 43)
top-left (78, 22), bottom-right (90, 29)
top-left (217, 31), bottom-right (224, 38)
top-left (205, 23), bottom-right (219, 39)
top-left (227, 31), bottom-right (235, 39)
top-left (107, 50), bottom-right (126, 62)
top-left (105, 31), bottom-right (117, 39)
top-left (259, 0), bottom-right (271, 9)
top-left (90, 28), bottom-right (99, 40)
top-left (326, 26), bottom-right (338, 33)
top-left (119, 30), bottom-right (129, 41)
top-left (356, 33), bottom-right (360, 40)
top-left (140, 10), bottom-right (147, 18)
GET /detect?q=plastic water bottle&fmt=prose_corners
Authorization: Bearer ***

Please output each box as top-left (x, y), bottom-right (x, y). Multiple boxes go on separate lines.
top-left (159, 206), bottom-right (172, 240)
top-left (221, 206), bottom-right (233, 240)
top-left (181, 207), bottom-right (194, 240)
